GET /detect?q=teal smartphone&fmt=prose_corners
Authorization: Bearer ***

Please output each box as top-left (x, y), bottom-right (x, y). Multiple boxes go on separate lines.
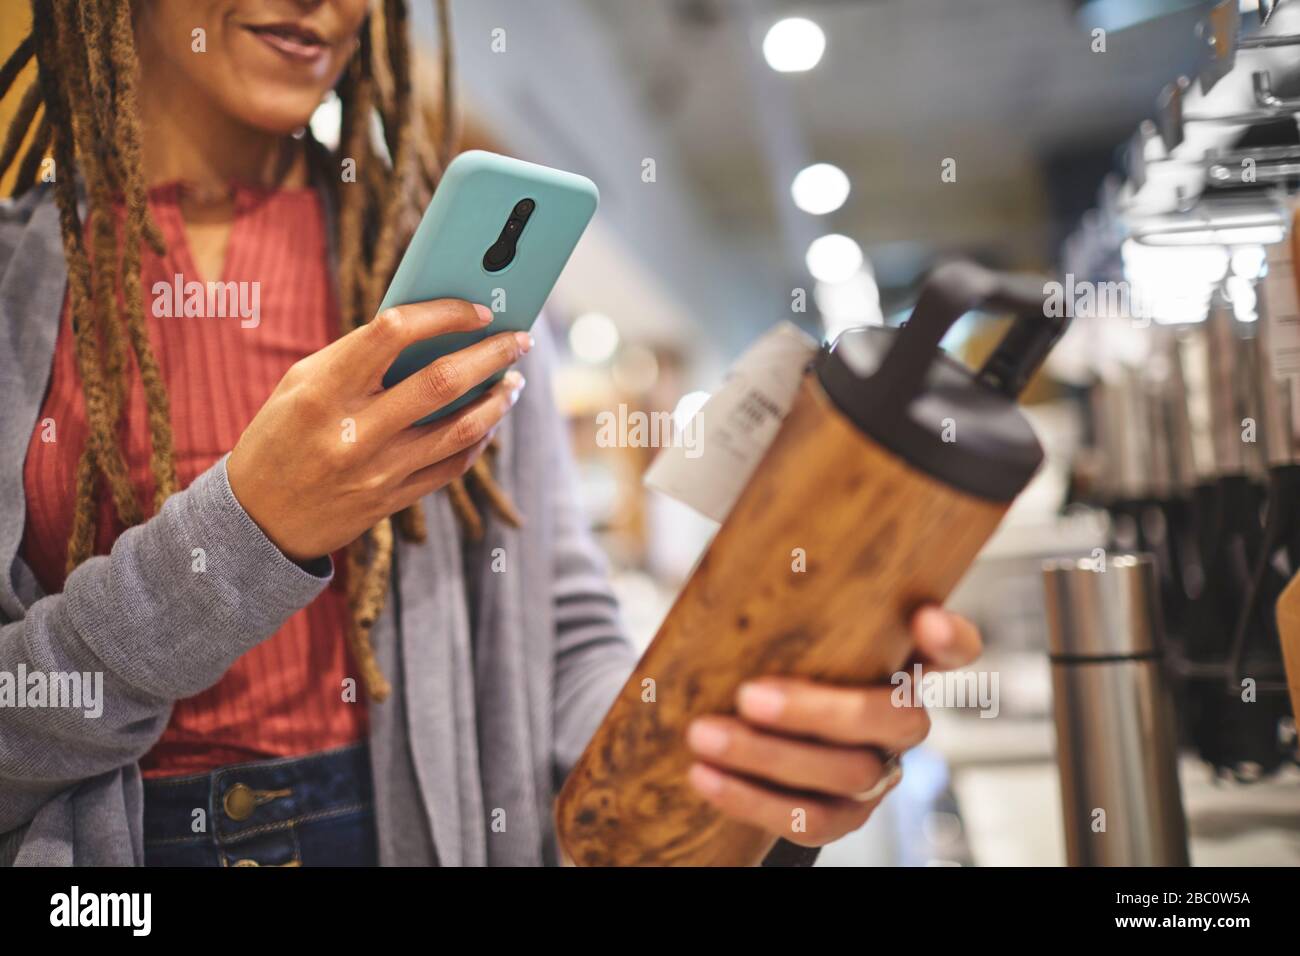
top-left (379, 150), bottom-right (599, 424)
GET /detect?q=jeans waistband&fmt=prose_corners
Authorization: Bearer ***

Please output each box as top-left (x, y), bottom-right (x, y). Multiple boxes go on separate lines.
top-left (143, 742), bottom-right (372, 851)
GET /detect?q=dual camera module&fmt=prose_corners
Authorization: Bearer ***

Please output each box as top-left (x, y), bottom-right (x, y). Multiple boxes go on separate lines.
top-left (482, 198), bottom-right (536, 272)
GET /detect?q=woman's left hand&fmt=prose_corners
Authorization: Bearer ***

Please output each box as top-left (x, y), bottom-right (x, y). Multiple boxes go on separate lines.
top-left (685, 606), bottom-right (982, 847)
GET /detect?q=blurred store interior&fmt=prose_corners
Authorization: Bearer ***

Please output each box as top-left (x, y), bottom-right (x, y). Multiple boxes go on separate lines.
top-left (386, 0), bottom-right (1300, 867)
top-left (389, 0), bottom-right (1300, 867)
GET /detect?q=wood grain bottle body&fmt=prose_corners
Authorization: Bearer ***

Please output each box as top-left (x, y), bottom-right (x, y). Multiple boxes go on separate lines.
top-left (555, 373), bottom-right (1010, 866)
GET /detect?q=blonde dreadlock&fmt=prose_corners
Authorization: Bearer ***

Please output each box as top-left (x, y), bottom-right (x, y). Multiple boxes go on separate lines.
top-left (5, 0), bottom-right (521, 704)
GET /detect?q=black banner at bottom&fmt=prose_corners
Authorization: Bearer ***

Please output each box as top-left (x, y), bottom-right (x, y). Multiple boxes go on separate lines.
top-left (0, 864), bottom-right (1285, 941)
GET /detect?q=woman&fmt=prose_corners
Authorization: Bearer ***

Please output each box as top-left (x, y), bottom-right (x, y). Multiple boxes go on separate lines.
top-left (0, 0), bottom-right (982, 867)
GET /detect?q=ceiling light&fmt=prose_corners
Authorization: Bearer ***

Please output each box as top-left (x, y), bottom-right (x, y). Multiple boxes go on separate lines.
top-left (791, 163), bottom-right (850, 215)
top-left (806, 234), bottom-right (863, 284)
top-left (762, 18), bottom-right (825, 73)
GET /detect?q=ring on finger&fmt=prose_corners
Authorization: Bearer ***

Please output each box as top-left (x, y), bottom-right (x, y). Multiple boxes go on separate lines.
top-left (850, 751), bottom-right (902, 803)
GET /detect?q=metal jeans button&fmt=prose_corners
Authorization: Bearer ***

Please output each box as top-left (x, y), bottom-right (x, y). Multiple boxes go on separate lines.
top-left (222, 783), bottom-right (291, 822)
top-left (223, 783), bottom-right (257, 821)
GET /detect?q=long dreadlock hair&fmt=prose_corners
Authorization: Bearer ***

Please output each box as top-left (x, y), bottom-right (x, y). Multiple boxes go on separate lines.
top-left (1, 0), bottom-right (520, 702)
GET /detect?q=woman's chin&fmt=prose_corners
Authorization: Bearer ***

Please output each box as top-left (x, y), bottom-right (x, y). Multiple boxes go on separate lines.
top-left (225, 94), bottom-right (325, 138)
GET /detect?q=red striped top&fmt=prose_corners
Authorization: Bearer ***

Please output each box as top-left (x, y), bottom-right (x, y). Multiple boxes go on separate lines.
top-left (21, 182), bottom-right (367, 778)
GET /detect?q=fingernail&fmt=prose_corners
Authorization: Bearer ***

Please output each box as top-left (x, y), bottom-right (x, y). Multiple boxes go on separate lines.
top-left (686, 719), bottom-right (730, 757)
top-left (503, 369), bottom-right (526, 400)
top-left (687, 763), bottom-right (726, 796)
top-left (920, 607), bottom-right (955, 647)
top-left (473, 303), bottom-right (493, 324)
top-left (737, 682), bottom-right (785, 721)
top-left (515, 331), bottom-right (534, 353)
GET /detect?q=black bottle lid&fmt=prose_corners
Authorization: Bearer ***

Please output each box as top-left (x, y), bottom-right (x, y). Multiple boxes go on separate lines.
top-left (814, 263), bottom-right (1068, 504)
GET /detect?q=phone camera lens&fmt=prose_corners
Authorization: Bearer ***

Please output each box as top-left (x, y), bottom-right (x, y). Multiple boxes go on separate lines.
top-left (485, 202), bottom-right (531, 273)
top-left (483, 241), bottom-right (515, 273)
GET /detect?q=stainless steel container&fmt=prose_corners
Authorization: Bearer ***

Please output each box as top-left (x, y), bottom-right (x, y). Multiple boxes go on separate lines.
top-left (1041, 553), bottom-right (1190, 866)
top-left (1206, 290), bottom-right (1263, 479)
top-left (1090, 364), bottom-right (1155, 503)
top-left (1174, 320), bottom-right (1222, 486)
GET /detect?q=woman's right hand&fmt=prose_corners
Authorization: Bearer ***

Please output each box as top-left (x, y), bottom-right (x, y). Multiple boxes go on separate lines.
top-left (227, 299), bottom-right (529, 563)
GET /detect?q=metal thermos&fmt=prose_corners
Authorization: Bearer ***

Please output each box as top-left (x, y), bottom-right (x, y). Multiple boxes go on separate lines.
top-left (556, 263), bottom-right (1068, 866)
top-left (1042, 553), bottom-right (1189, 866)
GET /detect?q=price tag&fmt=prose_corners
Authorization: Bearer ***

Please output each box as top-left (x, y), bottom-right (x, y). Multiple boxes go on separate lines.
top-left (644, 322), bottom-right (818, 523)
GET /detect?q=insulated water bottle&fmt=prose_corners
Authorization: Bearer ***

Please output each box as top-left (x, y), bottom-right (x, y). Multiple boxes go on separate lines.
top-left (555, 263), bottom-right (1067, 866)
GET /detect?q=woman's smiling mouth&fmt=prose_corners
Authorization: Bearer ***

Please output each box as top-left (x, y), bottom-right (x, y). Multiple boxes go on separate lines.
top-left (242, 22), bottom-right (330, 63)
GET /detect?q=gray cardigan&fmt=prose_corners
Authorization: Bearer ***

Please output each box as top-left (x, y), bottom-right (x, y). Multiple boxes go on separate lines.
top-left (0, 185), bottom-right (639, 866)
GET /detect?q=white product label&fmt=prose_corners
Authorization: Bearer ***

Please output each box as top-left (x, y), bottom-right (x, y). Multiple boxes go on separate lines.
top-left (1263, 239), bottom-right (1300, 377)
top-left (644, 321), bottom-right (818, 523)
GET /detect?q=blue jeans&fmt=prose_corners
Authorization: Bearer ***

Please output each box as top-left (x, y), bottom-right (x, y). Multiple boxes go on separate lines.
top-left (143, 742), bottom-right (377, 867)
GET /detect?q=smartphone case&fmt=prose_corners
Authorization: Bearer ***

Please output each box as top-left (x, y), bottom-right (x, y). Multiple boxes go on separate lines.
top-left (379, 150), bottom-right (599, 423)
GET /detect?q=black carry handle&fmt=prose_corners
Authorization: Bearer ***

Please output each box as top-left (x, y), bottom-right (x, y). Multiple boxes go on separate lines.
top-left (863, 261), bottom-right (1064, 407)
